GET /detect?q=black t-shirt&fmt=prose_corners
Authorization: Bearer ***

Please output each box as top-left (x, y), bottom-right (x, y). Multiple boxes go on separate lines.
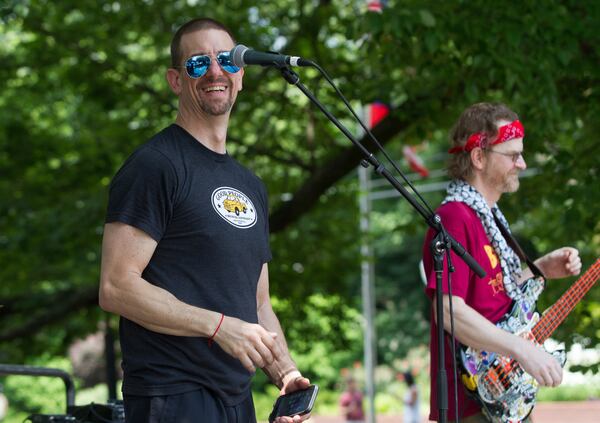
top-left (106, 124), bottom-right (272, 405)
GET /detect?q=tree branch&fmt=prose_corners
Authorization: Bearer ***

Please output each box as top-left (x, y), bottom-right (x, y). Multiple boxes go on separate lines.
top-left (269, 109), bottom-right (411, 233)
top-left (0, 285), bottom-right (98, 342)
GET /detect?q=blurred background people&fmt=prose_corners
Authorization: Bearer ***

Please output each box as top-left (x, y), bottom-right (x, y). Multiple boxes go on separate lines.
top-left (0, 384), bottom-right (8, 421)
top-left (402, 371), bottom-right (420, 423)
top-left (339, 376), bottom-right (365, 423)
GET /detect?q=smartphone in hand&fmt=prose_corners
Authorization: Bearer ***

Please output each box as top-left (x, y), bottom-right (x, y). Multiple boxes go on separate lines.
top-left (268, 384), bottom-right (319, 423)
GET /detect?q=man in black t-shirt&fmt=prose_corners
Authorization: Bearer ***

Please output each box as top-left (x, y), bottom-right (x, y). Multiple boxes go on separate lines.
top-left (99, 18), bottom-right (310, 423)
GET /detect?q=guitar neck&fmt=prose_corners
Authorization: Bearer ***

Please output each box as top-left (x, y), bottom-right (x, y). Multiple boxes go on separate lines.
top-left (532, 258), bottom-right (600, 343)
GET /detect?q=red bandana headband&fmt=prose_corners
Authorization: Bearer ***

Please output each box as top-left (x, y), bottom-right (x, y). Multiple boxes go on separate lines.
top-left (448, 120), bottom-right (525, 154)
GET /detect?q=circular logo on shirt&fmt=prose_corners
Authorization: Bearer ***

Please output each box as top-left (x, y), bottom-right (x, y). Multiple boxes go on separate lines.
top-left (211, 187), bottom-right (258, 228)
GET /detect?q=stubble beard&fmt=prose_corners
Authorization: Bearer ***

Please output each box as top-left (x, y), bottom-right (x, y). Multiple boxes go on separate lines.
top-left (498, 171), bottom-right (521, 193)
top-left (198, 76), bottom-right (235, 116)
top-left (199, 94), bottom-right (234, 116)
top-left (483, 167), bottom-right (521, 195)
top-left (505, 170), bottom-right (521, 192)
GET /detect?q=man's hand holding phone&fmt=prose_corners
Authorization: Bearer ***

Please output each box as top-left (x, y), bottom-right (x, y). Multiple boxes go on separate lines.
top-left (270, 372), bottom-right (316, 423)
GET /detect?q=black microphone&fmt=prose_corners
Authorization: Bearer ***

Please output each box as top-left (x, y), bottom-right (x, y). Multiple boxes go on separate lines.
top-left (230, 44), bottom-right (314, 68)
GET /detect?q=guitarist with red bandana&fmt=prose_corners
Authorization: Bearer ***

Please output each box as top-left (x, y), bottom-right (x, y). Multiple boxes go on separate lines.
top-left (422, 103), bottom-right (582, 422)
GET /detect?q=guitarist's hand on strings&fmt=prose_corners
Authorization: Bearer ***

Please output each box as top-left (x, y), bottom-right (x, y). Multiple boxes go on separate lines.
top-left (515, 338), bottom-right (563, 387)
top-left (534, 247), bottom-right (582, 279)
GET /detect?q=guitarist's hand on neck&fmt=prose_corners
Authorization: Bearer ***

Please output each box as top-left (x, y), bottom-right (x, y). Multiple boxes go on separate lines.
top-left (533, 247), bottom-right (582, 279)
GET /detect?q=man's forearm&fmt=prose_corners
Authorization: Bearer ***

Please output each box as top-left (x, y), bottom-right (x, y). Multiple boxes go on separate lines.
top-left (437, 295), bottom-right (528, 360)
top-left (258, 304), bottom-right (298, 387)
top-left (518, 267), bottom-right (535, 284)
top-left (100, 272), bottom-right (220, 338)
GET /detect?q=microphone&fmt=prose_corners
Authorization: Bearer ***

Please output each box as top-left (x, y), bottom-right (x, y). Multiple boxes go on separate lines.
top-left (230, 44), bottom-right (314, 68)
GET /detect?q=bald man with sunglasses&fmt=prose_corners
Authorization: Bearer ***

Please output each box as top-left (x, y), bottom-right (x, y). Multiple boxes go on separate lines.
top-left (99, 18), bottom-right (310, 423)
top-left (422, 103), bottom-right (581, 422)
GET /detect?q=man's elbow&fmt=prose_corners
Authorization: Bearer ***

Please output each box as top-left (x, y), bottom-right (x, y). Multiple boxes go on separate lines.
top-left (98, 276), bottom-right (121, 314)
top-left (432, 295), bottom-right (466, 328)
top-left (443, 296), bottom-right (467, 320)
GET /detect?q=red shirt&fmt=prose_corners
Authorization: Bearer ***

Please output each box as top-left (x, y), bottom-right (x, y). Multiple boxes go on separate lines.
top-left (339, 390), bottom-right (365, 420)
top-left (422, 202), bottom-right (513, 421)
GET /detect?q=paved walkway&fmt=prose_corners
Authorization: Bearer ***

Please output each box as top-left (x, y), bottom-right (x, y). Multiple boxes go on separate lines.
top-left (306, 400), bottom-right (600, 422)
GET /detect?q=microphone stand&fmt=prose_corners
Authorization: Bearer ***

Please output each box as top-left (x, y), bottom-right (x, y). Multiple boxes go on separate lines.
top-left (276, 64), bottom-right (486, 423)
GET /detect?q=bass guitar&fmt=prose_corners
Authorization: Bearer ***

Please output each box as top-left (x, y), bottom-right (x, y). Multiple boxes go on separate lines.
top-left (459, 257), bottom-right (600, 422)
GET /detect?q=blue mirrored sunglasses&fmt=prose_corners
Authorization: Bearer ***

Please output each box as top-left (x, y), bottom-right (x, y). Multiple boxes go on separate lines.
top-left (184, 52), bottom-right (240, 79)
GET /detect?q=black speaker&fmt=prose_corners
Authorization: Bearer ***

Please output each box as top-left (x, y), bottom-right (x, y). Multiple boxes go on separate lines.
top-left (67, 400), bottom-right (124, 423)
top-left (25, 415), bottom-right (78, 423)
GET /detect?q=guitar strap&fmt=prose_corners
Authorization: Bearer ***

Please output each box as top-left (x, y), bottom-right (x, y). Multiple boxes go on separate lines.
top-left (492, 215), bottom-right (545, 279)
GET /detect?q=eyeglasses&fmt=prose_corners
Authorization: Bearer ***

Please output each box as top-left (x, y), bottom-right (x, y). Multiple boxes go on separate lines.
top-left (183, 52), bottom-right (240, 79)
top-left (485, 149), bottom-right (524, 164)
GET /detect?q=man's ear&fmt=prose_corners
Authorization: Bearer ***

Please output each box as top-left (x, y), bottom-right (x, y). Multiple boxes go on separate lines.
top-left (166, 68), bottom-right (182, 95)
top-left (470, 147), bottom-right (486, 171)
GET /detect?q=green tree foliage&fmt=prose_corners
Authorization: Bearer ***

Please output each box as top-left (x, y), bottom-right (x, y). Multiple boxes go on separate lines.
top-left (255, 294), bottom-right (363, 391)
top-left (0, 0), bottom-right (598, 390)
top-left (1, 356), bottom-right (72, 422)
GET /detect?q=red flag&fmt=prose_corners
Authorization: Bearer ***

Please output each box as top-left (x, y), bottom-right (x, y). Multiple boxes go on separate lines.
top-left (368, 101), bottom-right (390, 128)
top-left (402, 145), bottom-right (429, 178)
top-left (366, 0), bottom-right (388, 13)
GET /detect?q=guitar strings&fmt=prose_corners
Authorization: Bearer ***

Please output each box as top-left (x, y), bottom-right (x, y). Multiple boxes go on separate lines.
top-left (533, 262), bottom-right (599, 342)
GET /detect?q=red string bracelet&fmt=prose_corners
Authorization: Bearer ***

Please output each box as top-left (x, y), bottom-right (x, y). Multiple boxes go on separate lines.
top-left (208, 313), bottom-right (224, 347)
